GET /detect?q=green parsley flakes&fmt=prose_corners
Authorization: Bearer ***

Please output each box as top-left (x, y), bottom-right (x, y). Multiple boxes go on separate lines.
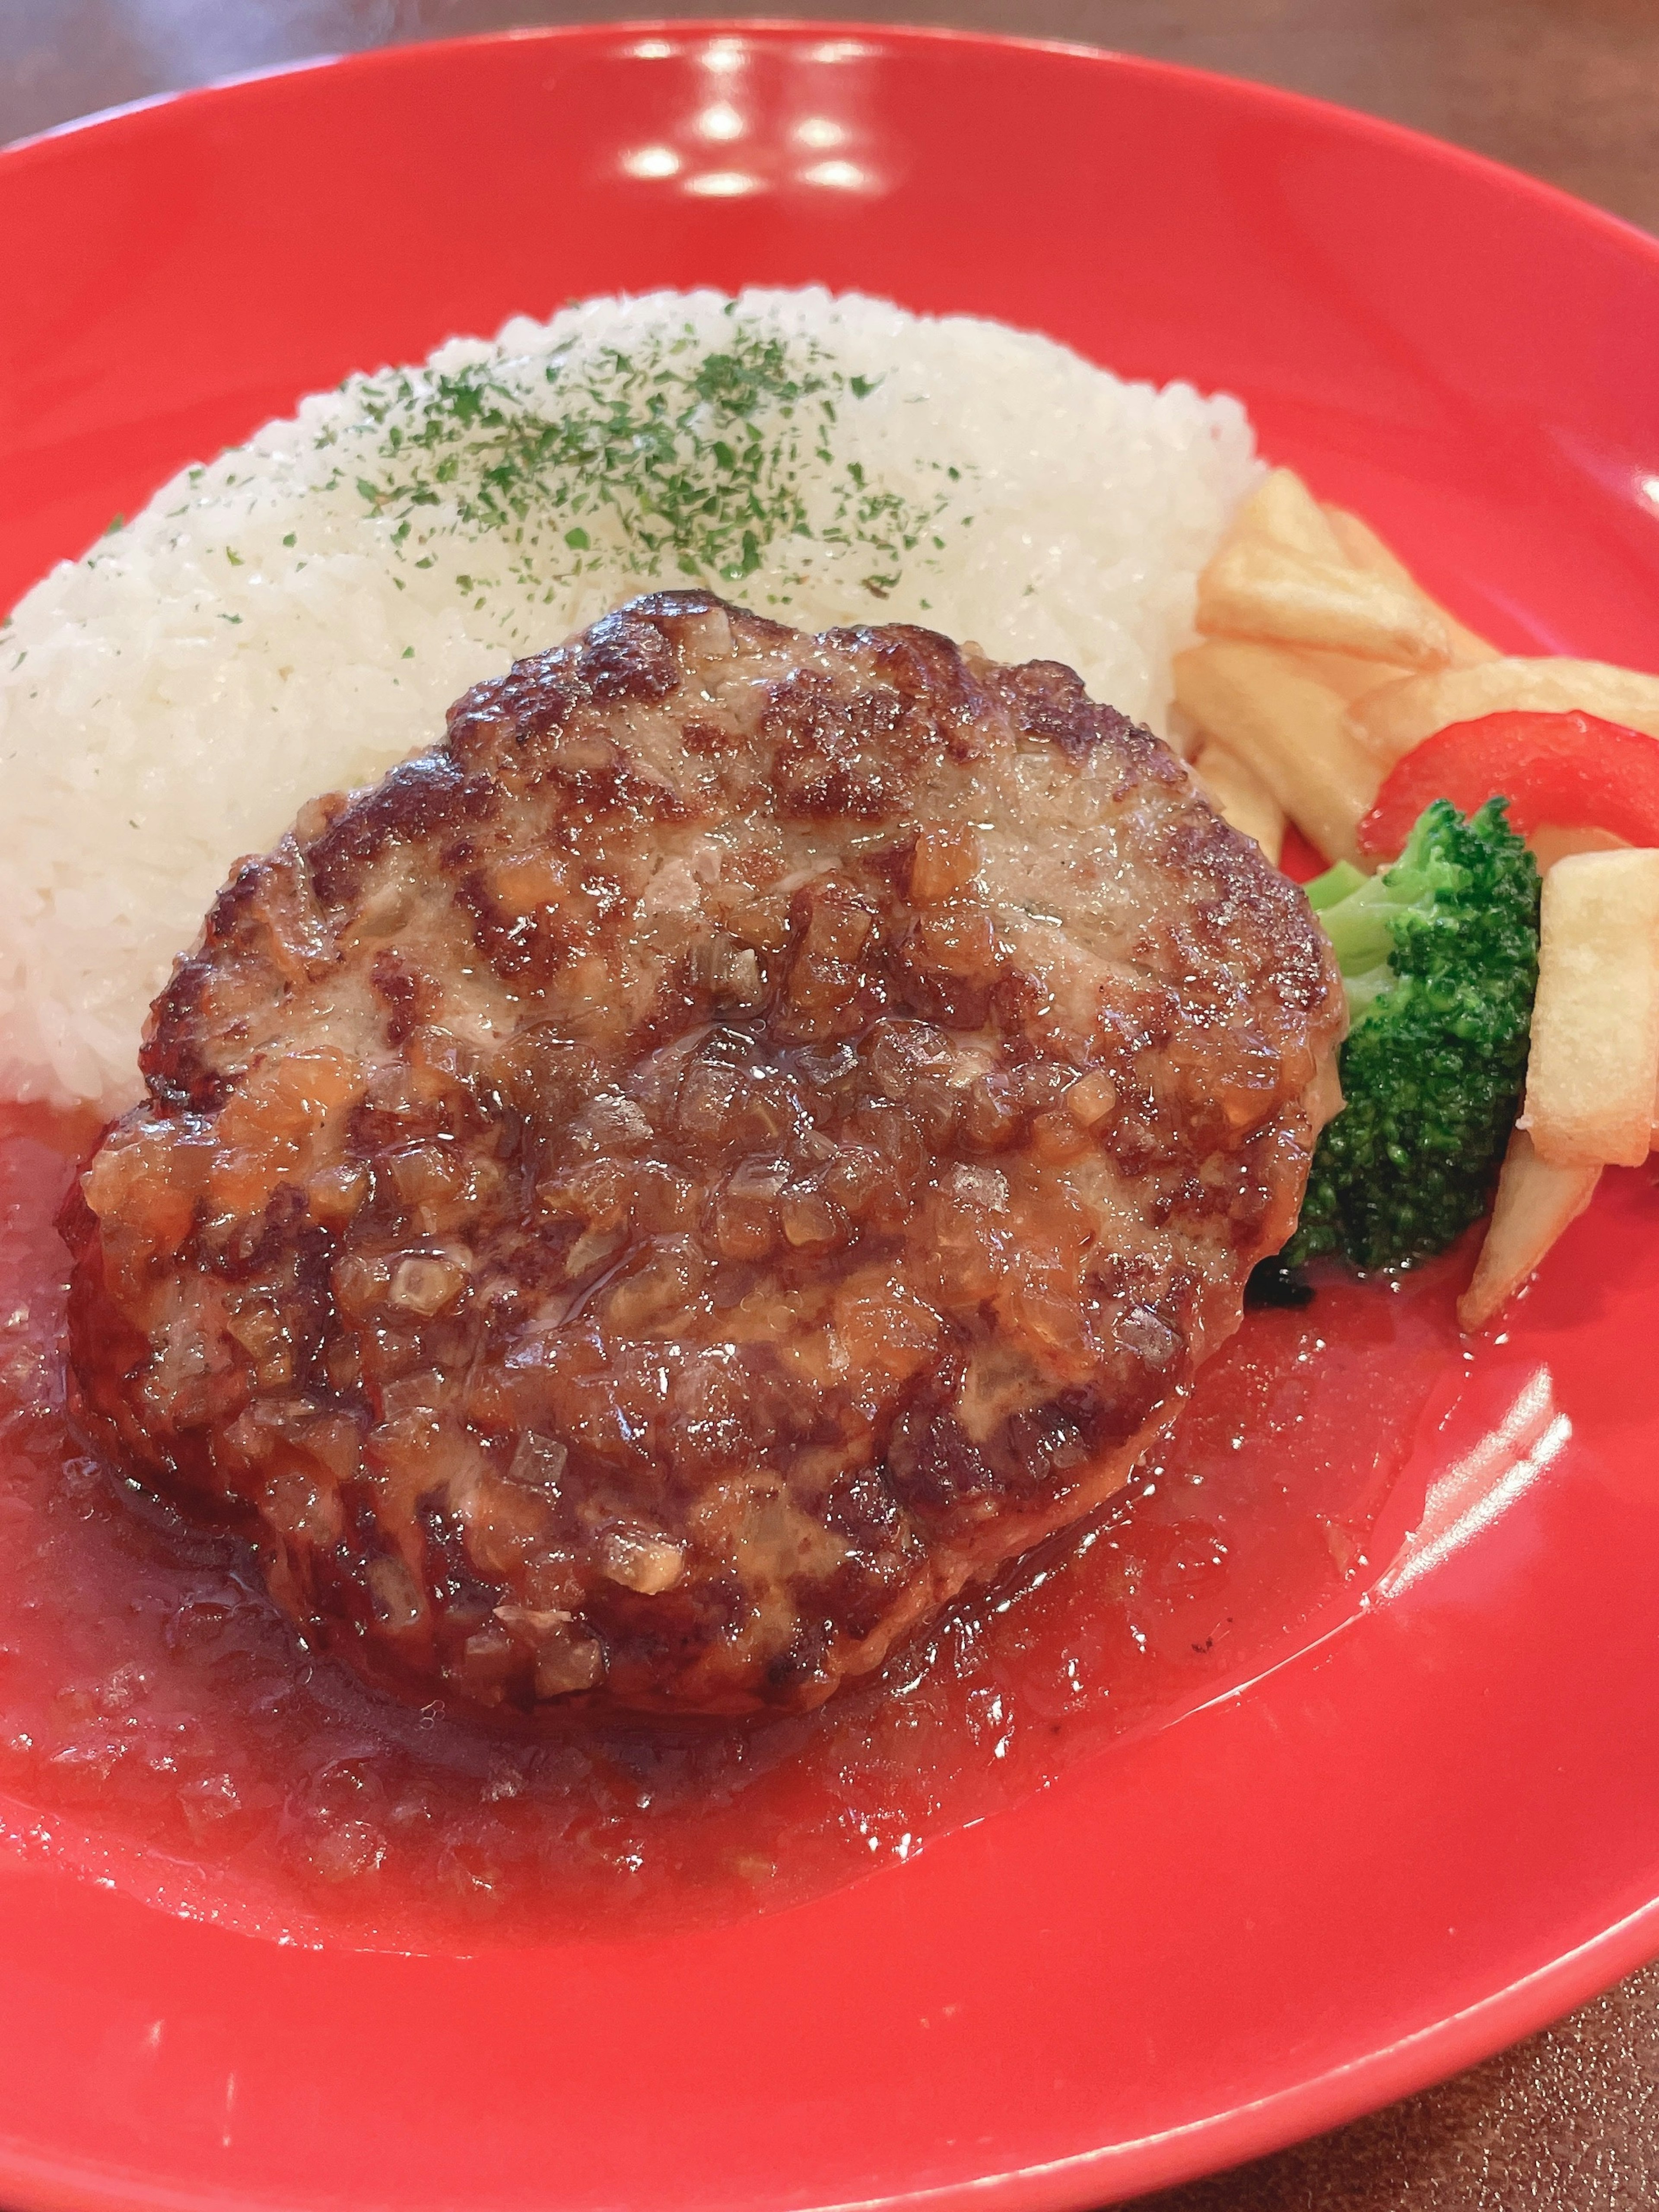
top-left (320, 317), bottom-right (967, 613)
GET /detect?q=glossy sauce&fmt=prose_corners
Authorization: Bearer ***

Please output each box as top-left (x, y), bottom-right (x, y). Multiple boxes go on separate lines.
top-left (0, 1105), bottom-right (1464, 1948)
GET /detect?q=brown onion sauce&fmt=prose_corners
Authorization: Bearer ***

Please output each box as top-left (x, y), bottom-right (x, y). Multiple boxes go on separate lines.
top-left (0, 1104), bottom-right (1463, 1948)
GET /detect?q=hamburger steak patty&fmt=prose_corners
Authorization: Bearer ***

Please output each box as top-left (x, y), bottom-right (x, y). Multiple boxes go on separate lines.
top-left (64, 591), bottom-right (1345, 1718)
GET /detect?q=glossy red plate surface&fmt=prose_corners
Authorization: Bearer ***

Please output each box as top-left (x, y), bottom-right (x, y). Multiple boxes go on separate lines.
top-left (4, 22), bottom-right (1659, 2210)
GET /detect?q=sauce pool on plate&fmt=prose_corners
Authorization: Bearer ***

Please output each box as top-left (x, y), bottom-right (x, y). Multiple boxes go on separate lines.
top-left (0, 1102), bottom-right (1463, 1948)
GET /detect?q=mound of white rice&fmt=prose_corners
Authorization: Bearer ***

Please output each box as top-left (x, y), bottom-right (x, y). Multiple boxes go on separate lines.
top-left (0, 288), bottom-right (1259, 1110)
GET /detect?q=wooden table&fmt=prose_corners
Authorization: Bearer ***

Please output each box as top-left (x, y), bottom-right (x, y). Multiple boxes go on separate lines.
top-left (6, 4), bottom-right (1659, 2206)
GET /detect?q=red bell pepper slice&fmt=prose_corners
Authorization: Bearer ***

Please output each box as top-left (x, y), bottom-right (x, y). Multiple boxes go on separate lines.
top-left (1356, 709), bottom-right (1659, 859)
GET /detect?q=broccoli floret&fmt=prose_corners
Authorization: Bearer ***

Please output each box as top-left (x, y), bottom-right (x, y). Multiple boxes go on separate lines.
top-left (1283, 797), bottom-right (1540, 1271)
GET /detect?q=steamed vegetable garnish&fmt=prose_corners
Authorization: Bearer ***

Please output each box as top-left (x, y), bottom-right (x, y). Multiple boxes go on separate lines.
top-left (1284, 796), bottom-right (1541, 1271)
top-left (1357, 709), bottom-right (1659, 858)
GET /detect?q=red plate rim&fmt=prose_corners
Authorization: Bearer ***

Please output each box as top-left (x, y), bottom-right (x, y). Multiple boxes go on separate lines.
top-left (7, 7), bottom-right (1659, 277)
top-left (6, 23), bottom-right (1659, 2207)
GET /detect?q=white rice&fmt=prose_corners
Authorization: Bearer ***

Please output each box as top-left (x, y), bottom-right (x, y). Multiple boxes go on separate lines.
top-left (0, 288), bottom-right (1260, 1111)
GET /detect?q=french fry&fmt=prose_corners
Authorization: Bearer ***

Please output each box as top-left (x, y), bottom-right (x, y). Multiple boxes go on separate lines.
top-left (1162, 699), bottom-right (1204, 761)
top-left (1196, 538), bottom-right (1452, 670)
top-left (1529, 823), bottom-right (1629, 873)
top-left (1457, 1128), bottom-right (1600, 1332)
top-left (1172, 641), bottom-right (1382, 867)
top-left (1322, 505), bottom-right (1498, 667)
top-left (1349, 656), bottom-right (1659, 766)
top-left (1233, 468), bottom-right (1348, 562)
top-left (1294, 646), bottom-right (1410, 704)
top-left (1192, 741), bottom-right (1287, 864)
top-left (1523, 849), bottom-right (1659, 1168)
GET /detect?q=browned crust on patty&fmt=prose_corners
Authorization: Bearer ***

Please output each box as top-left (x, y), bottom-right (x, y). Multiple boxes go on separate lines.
top-left (64, 591), bottom-right (1344, 1717)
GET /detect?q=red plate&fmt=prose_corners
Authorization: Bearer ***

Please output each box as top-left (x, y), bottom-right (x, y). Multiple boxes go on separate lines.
top-left (5, 22), bottom-right (1659, 2210)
